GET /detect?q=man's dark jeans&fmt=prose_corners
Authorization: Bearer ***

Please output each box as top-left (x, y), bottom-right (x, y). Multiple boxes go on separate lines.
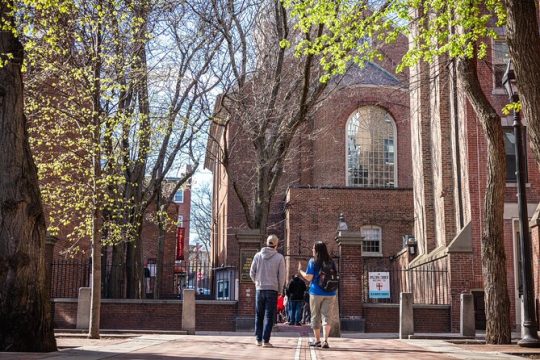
top-left (255, 290), bottom-right (278, 343)
top-left (290, 300), bottom-right (303, 324)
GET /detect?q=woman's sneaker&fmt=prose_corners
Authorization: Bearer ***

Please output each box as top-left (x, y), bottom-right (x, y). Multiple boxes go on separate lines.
top-left (262, 342), bottom-right (273, 348)
top-left (322, 341), bottom-right (330, 349)
top-left (256, 340), bottom-right (262, 346)
top-left (309, 340), bottom-right (321, 347)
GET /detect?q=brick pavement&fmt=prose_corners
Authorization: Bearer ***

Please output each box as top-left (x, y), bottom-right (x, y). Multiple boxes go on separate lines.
top-left (2, 331), bottom-right (538, 360)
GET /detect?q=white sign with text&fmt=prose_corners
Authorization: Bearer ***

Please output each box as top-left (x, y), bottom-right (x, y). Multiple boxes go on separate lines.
top-left (368, 272), bottom-right (390, 299)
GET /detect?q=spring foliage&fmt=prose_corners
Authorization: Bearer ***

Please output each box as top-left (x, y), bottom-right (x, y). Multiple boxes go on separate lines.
top-left (285, 0), bottom-right (507, 80)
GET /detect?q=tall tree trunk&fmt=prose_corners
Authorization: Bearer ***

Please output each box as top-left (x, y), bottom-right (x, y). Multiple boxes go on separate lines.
top-left (0, 3), bottom-right (57, 351)
top-left (124, 0), bottom-right (150, 300)
top-left (154, 186), bottom-right (165, 299)
top-left (154, 215), bottom-right (166, 299)
top-left (88, 205), bottom-right (102, 339)
top-left (457, 57), bottom-right (511, 344)
top-left (109, 244), bottom-right (126, 298)
top-left (503, 0), bottom-right (540, 165)
top-left (126, 219), bottom-right (144, 299)
top-left (88, 5), bottom-right (103, 338)
top-left (126, 242), bottom-right (135, 298)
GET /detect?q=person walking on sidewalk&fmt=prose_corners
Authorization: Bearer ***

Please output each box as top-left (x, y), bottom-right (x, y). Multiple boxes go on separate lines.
top-left (250, 234), bottom-right (286, 348)
top-left (298, 241), bottom-right (337, 349)
top-left (286, 274), bottom-right (307, 325)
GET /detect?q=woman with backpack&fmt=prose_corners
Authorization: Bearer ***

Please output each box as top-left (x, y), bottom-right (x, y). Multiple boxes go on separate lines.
top-left (298, 241), bottom-right (338, 349)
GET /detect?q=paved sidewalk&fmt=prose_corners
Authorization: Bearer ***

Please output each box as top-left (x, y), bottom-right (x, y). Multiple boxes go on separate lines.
top-left (1, 331), bottom-right (539, 360)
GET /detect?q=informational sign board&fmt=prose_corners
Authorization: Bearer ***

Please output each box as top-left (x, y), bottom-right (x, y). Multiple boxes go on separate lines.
top-left (239, 249), bottom-right (257, 283)
top-left (368, 272), bottom-right (390, 299)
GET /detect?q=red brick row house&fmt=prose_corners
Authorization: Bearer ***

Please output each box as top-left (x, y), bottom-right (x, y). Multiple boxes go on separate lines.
top-left (49, 179), bottom-right (192, 299)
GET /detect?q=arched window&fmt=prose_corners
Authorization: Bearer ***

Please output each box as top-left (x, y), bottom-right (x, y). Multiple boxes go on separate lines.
top-left (361, 225), bottom-right (382, 257)
top-left (347, 106), bottom-right (396, 187)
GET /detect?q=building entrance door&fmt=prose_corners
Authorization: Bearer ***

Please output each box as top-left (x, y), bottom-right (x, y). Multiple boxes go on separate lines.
top-left (472, 290), bottom-right (486, 330)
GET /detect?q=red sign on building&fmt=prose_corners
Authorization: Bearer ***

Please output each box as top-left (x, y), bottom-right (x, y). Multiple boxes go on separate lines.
top-left (176, 227), bottom-right (185, 260)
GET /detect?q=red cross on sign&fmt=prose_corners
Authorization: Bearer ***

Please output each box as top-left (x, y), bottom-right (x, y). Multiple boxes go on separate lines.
top-left (376, 282), bottom-right (383, 290)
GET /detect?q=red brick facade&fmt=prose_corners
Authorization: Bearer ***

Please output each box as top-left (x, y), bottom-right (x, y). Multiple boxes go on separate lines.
top-left (52, 299), bottom-right (237, 331)
top-left (206, 46), bottom-right (420, 329)
top-left (407, 33), bottom-right (540, 332)
top-left (49, 183), bottom-right (192, 299)
top-left (363, 305), bottom-right (450, 333)
top-left (206, 27), bottom-right (540, 333)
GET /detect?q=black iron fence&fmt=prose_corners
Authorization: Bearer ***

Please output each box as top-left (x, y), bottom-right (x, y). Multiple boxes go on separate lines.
top-left (50, 259), bottom-right (237, 300)
top-left (50, 259), bottom-right (91, 298)
top-left (362, 257), bottom-right (449, 305)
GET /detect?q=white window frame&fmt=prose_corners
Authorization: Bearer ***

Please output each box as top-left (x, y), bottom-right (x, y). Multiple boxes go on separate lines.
top-left (361, 225), bottom-right (383, 257)
top-left (345, 106), bottom-right (398, 188)
top-left (174, 189), bottom-right (184, 203)
top-left (492, 38), bottom-right (510, 90)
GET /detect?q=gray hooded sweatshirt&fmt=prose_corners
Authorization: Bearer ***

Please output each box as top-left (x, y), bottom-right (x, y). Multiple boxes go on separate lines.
top-left (249, 247), bottom-right (286, 292)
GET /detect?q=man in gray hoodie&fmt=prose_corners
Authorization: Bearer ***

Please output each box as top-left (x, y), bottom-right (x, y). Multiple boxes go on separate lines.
top-left (250, 234), bottom-right (286, 347)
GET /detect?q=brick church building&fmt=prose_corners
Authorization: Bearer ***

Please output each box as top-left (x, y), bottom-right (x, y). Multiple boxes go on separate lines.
top-left (205, 29), bottom-right (540, 332)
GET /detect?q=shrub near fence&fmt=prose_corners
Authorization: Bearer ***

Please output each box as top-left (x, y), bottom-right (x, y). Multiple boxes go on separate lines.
top-left (362, 257), bottom-right (449, 305)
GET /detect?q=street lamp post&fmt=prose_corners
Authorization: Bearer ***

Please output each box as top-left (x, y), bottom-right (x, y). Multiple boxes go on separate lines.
top-left (502, 60), bottom-right (540, 347)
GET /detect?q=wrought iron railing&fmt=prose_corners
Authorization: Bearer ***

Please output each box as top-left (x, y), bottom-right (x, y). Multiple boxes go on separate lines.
top-left (50, 259), bottom-right (237, 300)
top-left (362, 257), bottom-right (449, 305)
top-left (50, 259), bottom-right (91, 298)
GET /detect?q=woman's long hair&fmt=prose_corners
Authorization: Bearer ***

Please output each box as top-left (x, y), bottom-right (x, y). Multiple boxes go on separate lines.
top-left (313, 241), bottom-right (331, 268)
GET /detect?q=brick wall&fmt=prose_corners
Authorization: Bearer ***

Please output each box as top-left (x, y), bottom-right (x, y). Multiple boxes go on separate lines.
top-left (456, 49), bottom-right (540, 331)
top-left (339, 244), bottom-right (363, 318)
top-left (414, 306), bottom-right (451, 333)
top-left (311, 86), bottom-right (411, 189)
top-left (210, 67), bottom-right (412, 269)
top-left (363, 304), bottom-right (450, 333)
top-left (196, 302), bottom-right (238, 331)
top-left (286, 187), bottom-right (414, 259)
top-left (447, 253), bottom-right (475, 331)
top-left (405, 30), bottom-right (540, 333)
top-left (52, 299), bottom-right (237, 332)
top-left (52, 300), bottom-right (78, 328)
top-left (53, 298), bottom-right (452, 333)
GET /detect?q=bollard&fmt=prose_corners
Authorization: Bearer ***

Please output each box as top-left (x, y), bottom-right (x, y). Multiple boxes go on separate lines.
top-left (76, 287), bottom-right (91, 329)
top-left (182, 288), bottom-right (196, 334)
top-left (460, 293), bottom-right (475, 337)
top-left (399, 292), bottom-right (414, 339)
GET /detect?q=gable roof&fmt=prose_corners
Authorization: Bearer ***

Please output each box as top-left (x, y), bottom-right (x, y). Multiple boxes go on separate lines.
top-left (336, 62), bottom-right (404, 88)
